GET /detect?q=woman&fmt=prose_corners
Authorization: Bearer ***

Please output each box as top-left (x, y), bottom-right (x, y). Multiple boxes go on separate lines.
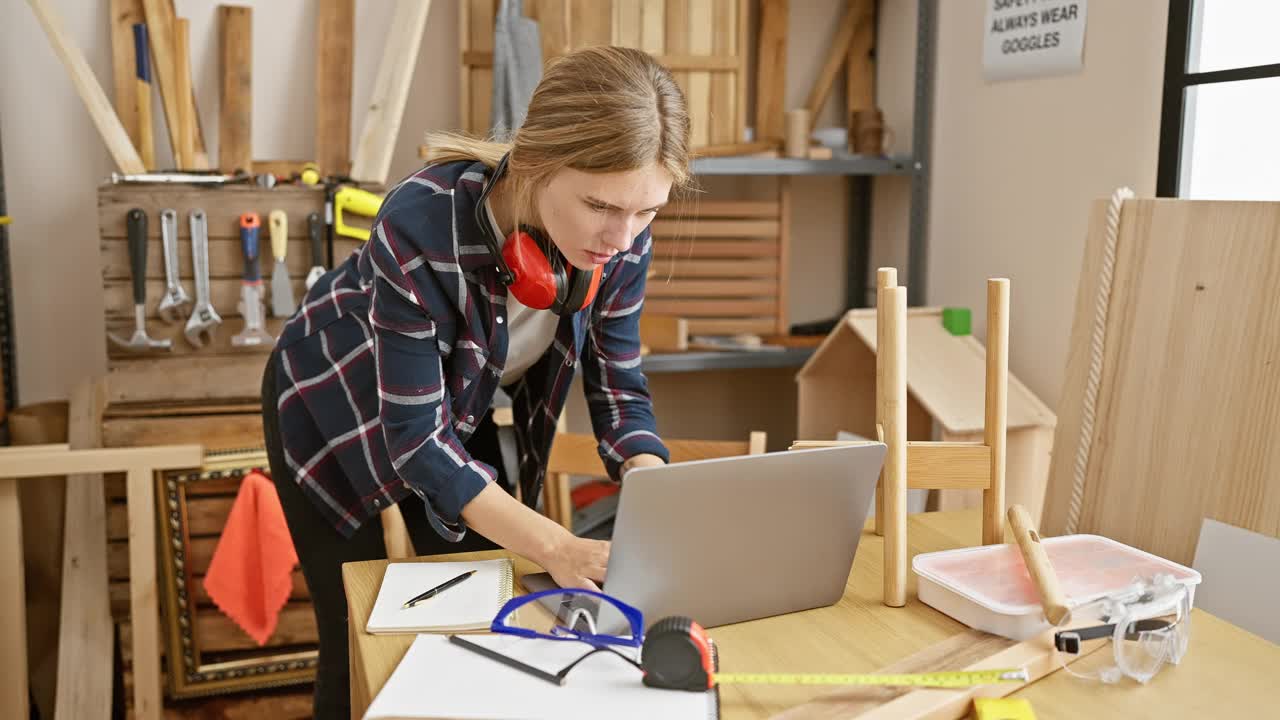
top-left (261, 46), bottom-right (691, 717)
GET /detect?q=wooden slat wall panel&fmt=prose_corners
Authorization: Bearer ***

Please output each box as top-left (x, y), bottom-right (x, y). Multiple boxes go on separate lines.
top-left (121, 603), bottom-right (317, 657)
top-left (461, 0), bottom-right (746, 146)
top-left (110, 571), bottom-right (308, 618)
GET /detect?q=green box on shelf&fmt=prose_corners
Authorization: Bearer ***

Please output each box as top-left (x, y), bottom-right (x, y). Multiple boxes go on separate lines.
top-left (942, 307), bottom-right (971, 336)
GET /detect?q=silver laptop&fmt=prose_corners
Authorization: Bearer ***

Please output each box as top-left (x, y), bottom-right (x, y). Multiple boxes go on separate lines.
top-left (520, 443), bottom-right (886, 633)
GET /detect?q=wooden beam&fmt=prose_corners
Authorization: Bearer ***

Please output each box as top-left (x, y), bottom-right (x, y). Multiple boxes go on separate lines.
top-left (109, 0), bottom-right (146, 159)
top-left (753, 0), bottom-right (788, 141)
top-left (217, 5), bottom-right (252, 174)
top-left (125, 466), bottom-right (160, 719)
top-left (875, 267), bottom-right (897, 536)
top-left (1, 476), bottom-right (28, 720)
top-left (846, 0), bottom-right (876, 114)
top-left (350, 0), bottom-right (433, 184)
top-left (904, 442), bottom-right (992, 490)
top-left (26, 0), bottom-right (145, 174)
top-left (315, 0), bottom-right (354, 177)
top-left (0, 445), bottom-right (202, 478)
top-left (639, 313), bottom-right (689, 353)
top-left (173, 17), bottom-right (193, 168)
top-left (54, 378), bottom-right (112, 720)
top-left (804, 1), bottom-right (857, 128)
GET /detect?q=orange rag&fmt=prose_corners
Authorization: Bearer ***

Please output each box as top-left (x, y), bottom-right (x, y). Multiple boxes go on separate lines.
top-left (202, 470), bottom-right (299, 646)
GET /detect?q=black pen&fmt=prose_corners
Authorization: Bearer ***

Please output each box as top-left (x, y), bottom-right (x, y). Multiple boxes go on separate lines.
top-left (402, 570), bottom-right (476, 609)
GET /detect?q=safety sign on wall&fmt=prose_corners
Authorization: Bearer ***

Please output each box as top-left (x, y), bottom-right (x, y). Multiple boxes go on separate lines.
top-left (983, 0), bottom-right (1088, 82)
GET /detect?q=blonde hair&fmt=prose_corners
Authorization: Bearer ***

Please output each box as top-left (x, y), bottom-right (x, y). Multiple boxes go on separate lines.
top-left (423, 46), bottom-right (693, 221)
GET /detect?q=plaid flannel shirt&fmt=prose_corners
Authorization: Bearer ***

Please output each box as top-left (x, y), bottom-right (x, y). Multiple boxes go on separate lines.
top-left (272, 160), bottom-right (669, 541)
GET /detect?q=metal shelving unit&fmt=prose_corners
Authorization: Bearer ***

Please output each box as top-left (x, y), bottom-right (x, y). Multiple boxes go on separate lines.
top-left (647, 0), bottom-right (936, 373)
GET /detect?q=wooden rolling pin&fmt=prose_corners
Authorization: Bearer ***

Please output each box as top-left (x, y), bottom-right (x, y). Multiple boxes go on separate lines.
top-left (1007, 504), bottom-right (1071, 625)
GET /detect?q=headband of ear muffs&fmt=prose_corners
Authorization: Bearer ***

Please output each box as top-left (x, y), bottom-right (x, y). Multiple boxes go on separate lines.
top-left (473, 154), bottom-right (603, 315)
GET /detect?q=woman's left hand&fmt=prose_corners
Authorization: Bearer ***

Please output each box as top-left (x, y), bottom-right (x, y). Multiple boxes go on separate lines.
top-left (621, 453), bottom-right (665, 478)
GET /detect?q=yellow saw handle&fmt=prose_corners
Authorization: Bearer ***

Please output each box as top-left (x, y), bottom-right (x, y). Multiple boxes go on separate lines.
top-left (269, 209), bottom-right (288, 261)
top-left (335, 186), bottom-right (383, 242)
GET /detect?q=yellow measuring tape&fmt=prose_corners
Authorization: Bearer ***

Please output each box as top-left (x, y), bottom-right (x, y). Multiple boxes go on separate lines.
top-left (713, 668), bottom-right (1029, 688)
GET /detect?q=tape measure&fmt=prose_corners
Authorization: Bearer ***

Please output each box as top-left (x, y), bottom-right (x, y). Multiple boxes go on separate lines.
top-left (640, 616), bottom-right (1029, 691)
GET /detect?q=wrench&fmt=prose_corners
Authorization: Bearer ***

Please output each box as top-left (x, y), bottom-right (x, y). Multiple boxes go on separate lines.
top-left (156, 208), bottom-right (192, 322)
top-left (183, 209), bottom-right (222, 347)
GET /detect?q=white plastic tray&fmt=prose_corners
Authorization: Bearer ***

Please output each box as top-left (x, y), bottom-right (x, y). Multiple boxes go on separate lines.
top-left (912, 534), bottom-right (1202, 640)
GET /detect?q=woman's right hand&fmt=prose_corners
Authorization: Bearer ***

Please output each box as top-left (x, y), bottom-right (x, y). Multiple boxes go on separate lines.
top-left (543, 535), bottom-right (610, 592)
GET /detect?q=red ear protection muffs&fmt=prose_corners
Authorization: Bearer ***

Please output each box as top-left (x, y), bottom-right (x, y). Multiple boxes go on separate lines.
top-left (474, 154), bottom-right (603, 315)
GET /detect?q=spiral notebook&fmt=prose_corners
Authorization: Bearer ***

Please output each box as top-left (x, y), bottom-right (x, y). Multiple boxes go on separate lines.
top-left (365, 559), bottom-right (514, 634)
top-left (362, 633), bottom-right (719, 719)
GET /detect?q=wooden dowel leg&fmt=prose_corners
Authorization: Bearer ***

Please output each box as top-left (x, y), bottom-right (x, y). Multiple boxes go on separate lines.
top-left (874, 268), bottom-right (897, 537)
top-left (882, 285), bottom-right (908, 608)
top-left (984, 279), bottom-right (1010, 546)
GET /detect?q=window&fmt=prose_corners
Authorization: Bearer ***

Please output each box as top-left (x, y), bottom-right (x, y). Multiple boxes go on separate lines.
top-left (1157, 0), bottom-right (1280, 199)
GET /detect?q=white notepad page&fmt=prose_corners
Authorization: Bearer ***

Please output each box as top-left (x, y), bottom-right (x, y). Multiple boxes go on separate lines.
top-left (365, 559), bottom-right (513, 634)
top-left (362, 633), bottom-right (717, 720)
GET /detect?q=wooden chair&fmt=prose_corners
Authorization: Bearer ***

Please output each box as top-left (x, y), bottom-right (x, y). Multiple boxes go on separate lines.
top-left (792, 267), bottom-right (1009, 608)
top-left (543, 431), bottom-right (769, 529)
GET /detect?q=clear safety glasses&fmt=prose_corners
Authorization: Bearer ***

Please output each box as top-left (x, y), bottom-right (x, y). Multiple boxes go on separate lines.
top-left (1053, 573), bottom-right (1192, 684)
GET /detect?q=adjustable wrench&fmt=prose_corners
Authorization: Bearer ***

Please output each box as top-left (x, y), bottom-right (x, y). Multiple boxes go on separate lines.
top-left (183, 209), bottom-right (222, 347)
top-left (156, 208), bottom-right (192, 322)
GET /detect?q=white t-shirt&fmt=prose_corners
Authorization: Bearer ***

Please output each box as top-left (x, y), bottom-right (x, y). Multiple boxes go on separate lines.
top-left (483, 199), bottom-right (560, 387)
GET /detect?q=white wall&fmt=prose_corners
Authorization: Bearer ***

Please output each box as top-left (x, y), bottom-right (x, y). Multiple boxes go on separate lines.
top-left (924, 1), bottom-right (1169, 410)
top-left (1, 0), bottom-right (461, 404)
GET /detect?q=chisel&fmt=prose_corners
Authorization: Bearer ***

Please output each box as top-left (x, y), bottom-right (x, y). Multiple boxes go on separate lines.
top-left (269, 209), bottom-right (295, 317)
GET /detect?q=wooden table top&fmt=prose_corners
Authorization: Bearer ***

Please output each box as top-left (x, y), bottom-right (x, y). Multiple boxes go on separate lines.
top-left (342, 510), bottom-right (1280, 719)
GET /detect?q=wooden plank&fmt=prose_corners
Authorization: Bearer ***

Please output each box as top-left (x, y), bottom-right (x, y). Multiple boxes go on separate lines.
top-left (109, 495), bottom-right (234, 539)
top-left (613, 0), bottom-right (642, 49)
top-left (652, 239), bottom-right (779, 258)
top-left (776, 177), bottom-right (791, 334)
top-left (1044, 200), bottom-right (1280, 563)
top-left (530, 0), bottom-right (570, 59)
top-left (646, 259), bottom-right (778, 278)
top-left (101, 236), bottom-right (316, 280)
top-left (466, 0), bottom-right (494, 137)
top-left (668, 200), bottom-right (779, 218)
top-left (27, 0), bottom-right (146, 174)
top-left (686, 0), bottom-right (712, 147)
top-left (103, 414), bottom-right (263, 451)
top-left (805, 1), bottom-right (857, 128)
top-left (316, 0), bottom-right (354, 177)
top-left (643, 278), bottom-right (778, 297)
top-left (112, 571), bottom-right (308, 617)
top-left (905, 443), bottom-right (992, 490)
top-left (140, 0), bottom-right (180, 164)
top-left (105, 357), bottom-right (269, 405)
top-left (651, 219), bottom-right (779, 238)
top-left (709, 0), bottom-right (735, 144)
top-left (754, 0), bottom-right (788, 141)
top-left (0, 445), bottom-right (200, 480)
top-left (103, 277), bottom-right (308, 320)
top-left (97, 187), bottom-right (327, 239)
top-left (110, 0), bottom-right (146, 157)
top-left (571, 0), bottom-right (612, 47)
top-left (643, 298), bottom-right (777, 316)
top-left (459, 49), bottom-right (740, 72)
top-left (105, 472), bottom-right (245, 502)
top-left (54, 377), bottom-right (113, 720)
top-left (846, 0), bottom-right (876, 114)
top-left (664, 0), bottom-right (691, 138)
top-left (640, 0), bottom-right (665, 55)
top-left (197, 604), bottom-right (317, 652)
top-left (173, 17), bottom-right (193, 169)
top-left (350, 0), bottom-right (433, 184)
top-left (126, 466), bottom-right (161, 719)
top-left (110, 535), bottom-right (214, 580)
top-left (218, 5), bottom-right (253, 174)
top-left (685, 317), bottom-right (776, 335)
top-left (0, 477), bottom-right (29, 720)
top-left (735, 0), bottom-right (747, 144)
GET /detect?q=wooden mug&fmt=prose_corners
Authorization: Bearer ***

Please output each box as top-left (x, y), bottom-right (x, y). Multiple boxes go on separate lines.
top-left (849, 108), bottom-right (894, 156)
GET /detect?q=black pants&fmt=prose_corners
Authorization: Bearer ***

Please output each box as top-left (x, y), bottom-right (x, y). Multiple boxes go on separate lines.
top-left (261, 351), bottom-right (506, 720)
